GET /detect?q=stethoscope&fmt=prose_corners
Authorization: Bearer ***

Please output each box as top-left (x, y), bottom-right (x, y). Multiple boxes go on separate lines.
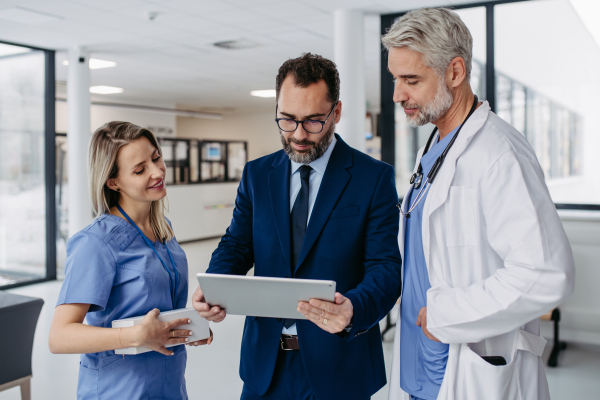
top-left (398, 95), bottom-right (479, 219)
top-left (117, 204), bottom-right (179, 309)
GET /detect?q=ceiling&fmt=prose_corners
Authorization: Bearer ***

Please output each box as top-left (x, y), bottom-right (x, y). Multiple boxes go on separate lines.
top-left (0, 0), bottom-right (493, 112)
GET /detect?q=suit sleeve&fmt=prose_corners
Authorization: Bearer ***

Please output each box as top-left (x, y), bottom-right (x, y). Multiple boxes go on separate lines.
top-left (206, 163), bottom-right (255, 275)
top-left (426, 150), bottom-right (575, 344)
top-left (344, 165), bottom-right (403, 340)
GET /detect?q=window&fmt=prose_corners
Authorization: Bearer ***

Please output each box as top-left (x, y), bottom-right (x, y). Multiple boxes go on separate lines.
top-left (495, 0), bottom-right (591, 204)
top-left (0, 41), bottom-right (55, 288)
top-left (381, 0), bottom-right (599, 208)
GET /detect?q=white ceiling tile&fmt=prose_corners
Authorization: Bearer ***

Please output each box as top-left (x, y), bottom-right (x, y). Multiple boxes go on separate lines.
top-left (250, 0), bottom-right (326, 20)
top-left (208, 9), bottom-right (273, 27)
top-left (158, 0), bottom-right (239, 16)
top-left (297, 0), bottom-right (381, 13)
top-left (156, 14), bottom-right (229, 34)
top-left (72, 0), bottom-right (148, 11)
top-left (0, 0), bottom-right (388, 111)
top-left (0, 6), bottom-right (64, 25)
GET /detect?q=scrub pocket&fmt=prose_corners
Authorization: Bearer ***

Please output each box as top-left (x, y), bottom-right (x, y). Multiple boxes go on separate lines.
top-left (454, 330), bottom-right (546, 400)
top-left (77, 363), bottom-right (99, 400)
top-left (97, 355), bottom-right (148, 399)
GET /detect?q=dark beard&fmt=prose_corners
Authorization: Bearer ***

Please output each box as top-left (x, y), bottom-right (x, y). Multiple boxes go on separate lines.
top-left (280, 122), bottom-right (335, 164)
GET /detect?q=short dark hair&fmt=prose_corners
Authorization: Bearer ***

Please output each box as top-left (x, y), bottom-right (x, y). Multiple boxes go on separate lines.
top-left (275, 53), bottom-right (340, 105)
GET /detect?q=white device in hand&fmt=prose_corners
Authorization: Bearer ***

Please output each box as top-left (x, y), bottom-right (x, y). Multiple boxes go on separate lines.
top-left (196, 273), bottom-right (336, 319)
top-left (112, 308), bottom-right (210, 355)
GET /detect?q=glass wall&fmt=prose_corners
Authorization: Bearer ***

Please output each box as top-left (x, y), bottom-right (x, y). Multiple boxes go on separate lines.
top-left (495, 0), bottom-right (594, 204)
top-left (0, 42), bottom-right (51, 286)
top-left (387, 0), bottom-right (599, 207)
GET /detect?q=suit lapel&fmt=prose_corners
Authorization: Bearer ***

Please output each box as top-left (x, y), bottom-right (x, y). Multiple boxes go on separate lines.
top-left (294, 135), bottom-right (353, 273)
top-left (268, 152), bottom-right (292, 273)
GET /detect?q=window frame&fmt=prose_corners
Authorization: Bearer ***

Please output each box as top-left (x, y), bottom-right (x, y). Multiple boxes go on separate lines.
top-left (379, 0), bottom-right (597, 210)
top-left (0, 39), bottom-right (56, 289)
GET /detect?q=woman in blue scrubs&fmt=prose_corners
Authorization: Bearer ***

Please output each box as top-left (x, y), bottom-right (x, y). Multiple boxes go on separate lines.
top-left (49, 121), bottom-right (211, 399)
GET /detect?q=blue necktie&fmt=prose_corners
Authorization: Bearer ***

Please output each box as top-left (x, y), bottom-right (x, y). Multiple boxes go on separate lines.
top-left (284, 165), bottom-right (312, 329)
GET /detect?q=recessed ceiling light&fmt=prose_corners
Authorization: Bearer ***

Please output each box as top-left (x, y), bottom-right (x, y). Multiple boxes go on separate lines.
top-left (250, 90), bottom-right (276, 98)
top-left (90, 86), bottom-right (124, 94)
top-left (63, 58), bottom-right (117, 69)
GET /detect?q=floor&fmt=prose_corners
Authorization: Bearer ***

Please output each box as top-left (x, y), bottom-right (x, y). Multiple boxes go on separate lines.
top-left (1, 239), bottom-right (599, 400)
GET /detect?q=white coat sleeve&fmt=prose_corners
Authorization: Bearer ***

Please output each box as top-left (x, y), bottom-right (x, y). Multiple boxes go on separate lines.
top-left (426, 149), bottom-right (575, 344)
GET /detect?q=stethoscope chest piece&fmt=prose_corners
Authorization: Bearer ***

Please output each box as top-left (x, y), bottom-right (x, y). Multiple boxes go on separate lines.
top-left (410, 172), bottom-right (423, 189)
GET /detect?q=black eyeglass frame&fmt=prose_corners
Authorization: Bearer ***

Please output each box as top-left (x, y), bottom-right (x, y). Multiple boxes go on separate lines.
top-left (275, 102), bottom-right (338, 134)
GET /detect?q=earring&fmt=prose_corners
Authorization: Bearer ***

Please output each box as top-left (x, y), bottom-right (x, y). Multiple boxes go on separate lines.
top-left (116, 188), bottom-right (120, 192)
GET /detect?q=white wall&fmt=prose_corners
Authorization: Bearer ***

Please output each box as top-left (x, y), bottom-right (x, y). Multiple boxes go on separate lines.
top-left (165, 183), bottom-right (239, 242)
top-left (55, 100), bottom-right (177, 134)
top-left (542, 211), bottom-right (600, 345)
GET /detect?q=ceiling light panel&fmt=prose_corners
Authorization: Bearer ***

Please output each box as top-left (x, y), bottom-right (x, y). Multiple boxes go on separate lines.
top-left (250, 90), bottom-right (276, 98)
top-left (90, 86), bottom-right (124, 94)
top-left (62, 58), bottom-right (117, 69)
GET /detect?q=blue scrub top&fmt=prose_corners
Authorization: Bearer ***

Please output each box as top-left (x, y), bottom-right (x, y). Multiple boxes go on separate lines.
top-left (400, 127), bottom-right (459, 400)
top-left (57, 213), bottom-right (189, 400)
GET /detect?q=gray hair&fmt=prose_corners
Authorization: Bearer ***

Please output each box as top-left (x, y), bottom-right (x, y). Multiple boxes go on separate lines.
top-left (382, 8), bottom-right (473, 79)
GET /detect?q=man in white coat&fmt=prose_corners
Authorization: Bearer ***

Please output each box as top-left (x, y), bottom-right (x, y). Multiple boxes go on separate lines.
top-left (383, 8), bottom-right (575, 400)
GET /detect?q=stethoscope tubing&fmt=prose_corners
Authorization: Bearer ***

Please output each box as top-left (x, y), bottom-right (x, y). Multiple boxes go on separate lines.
top-left (400, 95), bottom-right (479, 218)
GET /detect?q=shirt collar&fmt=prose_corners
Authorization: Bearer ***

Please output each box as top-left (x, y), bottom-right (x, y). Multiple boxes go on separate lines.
top-left (290, 134), bottom-right (337, 176)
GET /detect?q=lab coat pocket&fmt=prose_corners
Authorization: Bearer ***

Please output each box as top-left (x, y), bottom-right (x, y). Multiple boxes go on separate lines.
top-left (445, 186), bottom-right (479, 247)
top-left (454, 330), bottom-right (546, 400)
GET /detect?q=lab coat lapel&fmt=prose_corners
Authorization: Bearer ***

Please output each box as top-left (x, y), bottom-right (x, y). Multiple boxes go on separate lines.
top-left (294, 136), bottom-right (352, 273)
top-left (268, 152), bottom-right (292, 273)
top-left (421, 101), bottom-right (491, 271)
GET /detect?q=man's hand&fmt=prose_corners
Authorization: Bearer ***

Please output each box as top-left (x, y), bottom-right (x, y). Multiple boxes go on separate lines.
top-left (298, 292), bottom-right (353, 334)
top-left (192, 286), bottom-right (226, 322)
top-left (416, 307), bottom-right (440, 342)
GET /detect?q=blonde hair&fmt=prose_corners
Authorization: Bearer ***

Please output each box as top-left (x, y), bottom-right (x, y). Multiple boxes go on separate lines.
top-left (89, 121), bottom-right (174, 242)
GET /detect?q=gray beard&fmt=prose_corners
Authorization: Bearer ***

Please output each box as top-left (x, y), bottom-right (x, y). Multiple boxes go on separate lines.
top-left (403, 78), bottom-right (454, 127)
top-left (280, 122), bottom-right (335, 164)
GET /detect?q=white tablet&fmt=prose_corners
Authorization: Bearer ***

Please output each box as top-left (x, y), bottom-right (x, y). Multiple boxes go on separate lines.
top-left (196, 273), bottom-right (336, 319)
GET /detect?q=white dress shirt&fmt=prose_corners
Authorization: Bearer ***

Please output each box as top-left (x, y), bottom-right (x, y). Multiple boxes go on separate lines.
top-left (282, 135), bottom-right (337, 335)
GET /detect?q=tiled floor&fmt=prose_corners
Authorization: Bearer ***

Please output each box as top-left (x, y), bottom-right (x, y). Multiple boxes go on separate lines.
top-left (1, 239), bottom-right (599, 399)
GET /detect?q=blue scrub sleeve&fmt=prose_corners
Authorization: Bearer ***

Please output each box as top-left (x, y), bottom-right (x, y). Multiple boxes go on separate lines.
top-left (57, 231), bottom-right (117, 312)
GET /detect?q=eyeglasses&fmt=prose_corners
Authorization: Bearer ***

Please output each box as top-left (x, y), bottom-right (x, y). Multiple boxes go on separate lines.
top-left (275, 103), bottom-right (337, 134)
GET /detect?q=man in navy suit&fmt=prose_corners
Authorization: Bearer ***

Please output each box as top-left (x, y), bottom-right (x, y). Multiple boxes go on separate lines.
top-left (192, 53), bottom-right (402, 400)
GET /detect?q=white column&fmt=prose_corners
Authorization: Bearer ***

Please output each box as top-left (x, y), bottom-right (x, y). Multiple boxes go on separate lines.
top-left (67, 47), bottom-right (92, 237)
top-left (334, 9), bottom-right (366, 153)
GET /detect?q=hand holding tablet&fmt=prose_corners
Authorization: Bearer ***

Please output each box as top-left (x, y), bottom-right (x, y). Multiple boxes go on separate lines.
top-left (194, 273), bottom-right (336, 320)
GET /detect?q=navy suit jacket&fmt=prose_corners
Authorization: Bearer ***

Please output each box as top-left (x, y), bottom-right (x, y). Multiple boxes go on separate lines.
top-left (207, 135), bottom-right (402, 399)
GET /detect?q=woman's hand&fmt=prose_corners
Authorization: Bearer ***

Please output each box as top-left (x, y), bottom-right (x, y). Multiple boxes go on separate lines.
top-left (133, 309), bottom-right (193, 355)
top-left (187, 328), bottom-right (213, 347)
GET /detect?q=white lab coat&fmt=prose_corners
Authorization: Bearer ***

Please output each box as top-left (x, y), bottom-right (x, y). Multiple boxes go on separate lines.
top-left (388, 101), bottom-right (575, 400)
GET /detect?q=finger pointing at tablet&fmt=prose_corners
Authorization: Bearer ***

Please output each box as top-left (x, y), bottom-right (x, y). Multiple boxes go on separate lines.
top-left (192, 286), bottom-right (226, 322)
